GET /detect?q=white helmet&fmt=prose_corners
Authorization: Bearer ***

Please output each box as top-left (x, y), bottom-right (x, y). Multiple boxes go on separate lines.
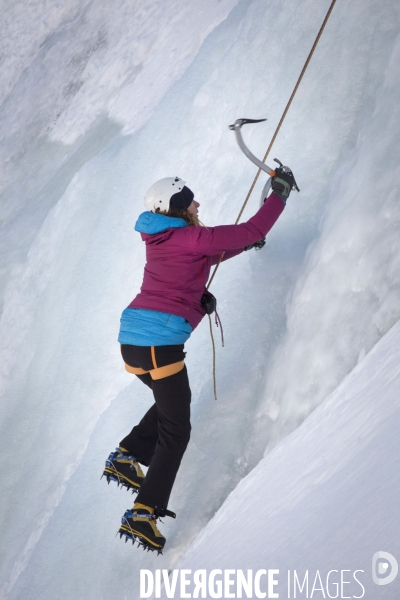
top-left (144, 177), bottom-right (187, 213)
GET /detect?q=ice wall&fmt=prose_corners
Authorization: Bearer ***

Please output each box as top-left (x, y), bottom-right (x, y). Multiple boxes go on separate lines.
top-left (173, 314), bottom-right (400, 600)
top-left (250, 25), bottom-right (400, 458)
top-left (1, 0), bottom-right (242, 595)
top-left (0, 0), bottom-right (238, 304)
top-left (1, 0), bottom-right (400, 598)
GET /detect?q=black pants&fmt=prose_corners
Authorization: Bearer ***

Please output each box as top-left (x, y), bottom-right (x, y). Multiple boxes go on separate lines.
top-left (119, 344), bottom-right (191, 512)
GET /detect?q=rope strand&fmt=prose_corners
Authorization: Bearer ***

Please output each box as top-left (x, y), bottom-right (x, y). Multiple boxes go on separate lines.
top-left (208, 314), bottom-right (218, 401)
top-left (207, 0), bottom-right (337, 290)
top-left (206, 0), bottom-right (337, 399)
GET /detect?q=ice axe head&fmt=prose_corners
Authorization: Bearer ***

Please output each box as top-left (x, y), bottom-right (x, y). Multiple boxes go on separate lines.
top-left (229, 118), bottom-right (267, 131)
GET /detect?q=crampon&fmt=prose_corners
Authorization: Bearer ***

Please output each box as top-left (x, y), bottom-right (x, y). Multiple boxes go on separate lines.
top-left (118, 503), bottom-right (176, 555)
top-left (101, 448), bottom-right (145, 493)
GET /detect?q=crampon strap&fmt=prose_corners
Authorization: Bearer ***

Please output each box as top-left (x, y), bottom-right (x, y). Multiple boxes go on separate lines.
top-left (154, 507), bottom-right (176, 519)
top-left (132, 508), bottom-right (176, 520)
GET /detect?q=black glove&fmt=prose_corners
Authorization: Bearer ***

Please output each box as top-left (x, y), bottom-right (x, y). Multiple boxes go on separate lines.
top-left (271, 159), bottom-right (299, 202)
top-left (244, 238), bottom-right (266, 251)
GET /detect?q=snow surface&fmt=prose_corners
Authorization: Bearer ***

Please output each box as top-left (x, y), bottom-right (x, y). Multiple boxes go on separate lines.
top-left (172, 317), bottom-right (400, 599)
top-left (1, 0), bottom-right (400, 598)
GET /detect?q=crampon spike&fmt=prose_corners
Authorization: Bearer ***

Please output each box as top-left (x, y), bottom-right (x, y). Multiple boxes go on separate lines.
top-left (117, 527), bottom-right (163, 554)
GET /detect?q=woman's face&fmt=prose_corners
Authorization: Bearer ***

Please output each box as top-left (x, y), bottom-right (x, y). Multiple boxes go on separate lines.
top-left (187, 200), bottom-right (200, 217)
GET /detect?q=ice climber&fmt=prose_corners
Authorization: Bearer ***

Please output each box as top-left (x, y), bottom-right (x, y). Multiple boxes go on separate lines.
top-left (102, 169), bottom-right (296, 553)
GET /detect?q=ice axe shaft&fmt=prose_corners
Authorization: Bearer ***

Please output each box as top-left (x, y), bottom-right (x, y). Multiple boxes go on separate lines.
top-left (229, 119), bottom-right (276, 176)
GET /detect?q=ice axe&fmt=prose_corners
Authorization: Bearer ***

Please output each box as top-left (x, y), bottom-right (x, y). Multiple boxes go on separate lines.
top-left (229, 118), bottom-right (276, 176)
top-left (229, 118), bottom-right (299, 203)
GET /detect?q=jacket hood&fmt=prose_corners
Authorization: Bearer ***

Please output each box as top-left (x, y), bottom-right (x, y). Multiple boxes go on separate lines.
top-left (135, 211), bottom-right (188, 235)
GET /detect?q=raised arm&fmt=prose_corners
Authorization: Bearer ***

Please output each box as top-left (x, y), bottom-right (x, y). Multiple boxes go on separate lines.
top-left (209, 248), bottom-right (243, 266)
top-left (184, 192), bottom-right (285, 256)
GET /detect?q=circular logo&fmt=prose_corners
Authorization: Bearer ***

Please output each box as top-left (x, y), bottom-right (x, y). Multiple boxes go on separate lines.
top-left (372, 552), bottom-right (398, 586)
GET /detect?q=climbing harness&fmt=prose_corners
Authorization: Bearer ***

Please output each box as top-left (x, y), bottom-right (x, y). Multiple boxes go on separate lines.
top-left (206, 0), bottom-right (337, 400)
top-left (124, 360), bottom-right (184, 380)
top-left (121, 344), bottom-right (185, 379)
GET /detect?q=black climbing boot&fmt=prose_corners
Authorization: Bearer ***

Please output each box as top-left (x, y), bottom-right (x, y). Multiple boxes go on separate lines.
top-left (102, 447), bottom-right (145, 493)
top-left (118, 502), bottom-right (176, 554)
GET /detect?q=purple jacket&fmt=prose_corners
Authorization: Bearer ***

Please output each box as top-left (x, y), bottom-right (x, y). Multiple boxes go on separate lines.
top-left (129, 193), bottom-right (285, 329)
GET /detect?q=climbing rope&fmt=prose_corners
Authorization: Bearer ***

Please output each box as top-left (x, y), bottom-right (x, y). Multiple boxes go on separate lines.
top-left (207, 0), bottom-right (337, 399)
top-left (208, 314), bottom-right (217, 400)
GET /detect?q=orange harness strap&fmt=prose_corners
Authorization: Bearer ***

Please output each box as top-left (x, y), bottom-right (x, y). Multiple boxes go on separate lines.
top-left (150, 346), bottom-right (158, 369)
top-left (125, 360), bottom-right (185, 380)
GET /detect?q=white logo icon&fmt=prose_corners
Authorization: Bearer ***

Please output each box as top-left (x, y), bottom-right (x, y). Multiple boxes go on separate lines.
top-left (372, 552), bottom-right (398, 585)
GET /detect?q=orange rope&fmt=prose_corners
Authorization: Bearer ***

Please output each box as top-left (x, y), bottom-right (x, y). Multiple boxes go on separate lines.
top-left (208, 314), bottom-right (218, 401)
top-left (207, 0), bottom-right (337, 290)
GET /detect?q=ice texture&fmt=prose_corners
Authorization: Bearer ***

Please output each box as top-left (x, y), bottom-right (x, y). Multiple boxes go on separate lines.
top-left (172, 311), bottom-right (400, 599)
top-left (1, 0), bottom-right (400, 598)
top-left (252, 26), bottom-right (400, 458)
